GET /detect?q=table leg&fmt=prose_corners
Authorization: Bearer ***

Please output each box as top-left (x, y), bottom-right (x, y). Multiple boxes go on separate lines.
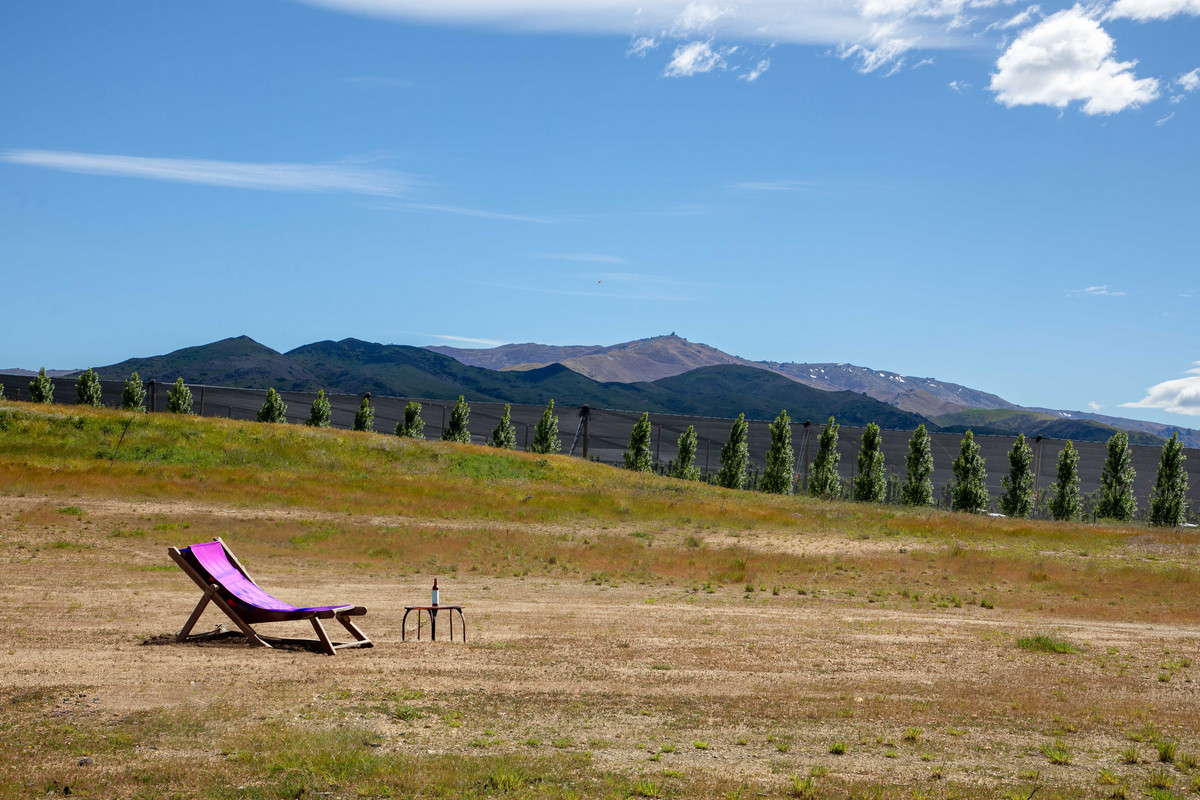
top-left (402, 609), bottom-right (412, 641)
top-left (459, 609), bottom-right (466, 642)
top-left (430, 609), bottom-right (438, 641)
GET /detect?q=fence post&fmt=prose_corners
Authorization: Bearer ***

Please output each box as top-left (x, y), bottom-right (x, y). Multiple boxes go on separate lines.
top-left (441, 405), bottom-right (447, 438)
top-left (524, 423), bottom-right (530, 450)
top-left (655, 425), bottom-right (663, 467)
top-left (228, 405), bottom-right (233, 419)
top-left (582, 406), bottom-right (590, 459)
top-left (148, 380), bottom-right (156, 413)
top-left (199, 387), bottom-right (205, 417)
top-left (705, 439), bottom-right (710, 475)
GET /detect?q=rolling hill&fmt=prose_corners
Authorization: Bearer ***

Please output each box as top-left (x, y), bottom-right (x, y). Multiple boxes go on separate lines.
top-left (930, 408), bottom-right (1165, 446)
top-left (83, 336), bottom-right (921, 427)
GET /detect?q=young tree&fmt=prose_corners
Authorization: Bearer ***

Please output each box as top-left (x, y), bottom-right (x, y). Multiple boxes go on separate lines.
top-left (1096, 431), bottom-right (1137, 521)
top-left (901, 424), bottom-right (934, 506)
top-left (851, 423), bottom-right (886, 502)
top-left (353, 396), bottom-right (374, 432)
top-left (999, 433), bottom-right (1034, 518)
top-left (306, 389), bottom-right (331, 427)
top-left (530, 399), bottom-right (561, 454)
top-left (121, 371), bottom-right (146, 412)
top-left (74, 368), bottom-right (103, 407)
top-left (950, 430), bottom-right (989, 513)
top-left (809, 416), bottom-right (842, 500)
top-left (489, 404), bottom-right (517, 449)
top-left (1048, 441), bottom-right (1081, 522)
top-left (1149, 433), bottom-right (1189, 526)
top-left (0, 380), bottom-right (4, 401)
top-left (761, 409), bottom-right (795, 494)
top-left (28, 367), bottom-right (54, 404)
top-left (396, 401), bottom-right (424, 439)
top-left (165, 377), bottom-right (193, 414)
top-left (442, 395), bottom-right (471, 443)
top-left (257, 388), bottom-right (287, 423)
top-left (672, 425), bottom-right (701, 481)
top-left (716, 413), bottom-right (750, 490)
top-left (623, 412), bottom-right (654, 472)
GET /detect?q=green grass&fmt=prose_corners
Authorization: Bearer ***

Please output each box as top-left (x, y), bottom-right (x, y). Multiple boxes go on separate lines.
top-left (1017, 635), bottom-right (1079, 654)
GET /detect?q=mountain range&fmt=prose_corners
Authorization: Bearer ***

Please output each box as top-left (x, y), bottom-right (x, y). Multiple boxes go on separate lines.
top-left (7, 333), bottom-right (1196, 446)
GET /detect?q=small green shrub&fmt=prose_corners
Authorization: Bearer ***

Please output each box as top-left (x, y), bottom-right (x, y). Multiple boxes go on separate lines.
top-left (1018, 634), bottom-right (1078, 654)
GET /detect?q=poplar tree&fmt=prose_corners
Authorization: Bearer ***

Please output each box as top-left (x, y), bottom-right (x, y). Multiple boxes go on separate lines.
top-left (672, 425), bottom-right (701, 481)
top-left (902, 424), bottom-right (934, 506)
top-left (165, 378), bottom-right (193, 414)
top-left (999, 433), bottom-right (1034, 517)
top-left (306, 389), bottom-right (331, 427)
top-left (489, 404), bottom-right (517, 449)
top-left (1097, 431), bottom-right (1137, 521)
top-left (75, 368), bottom-right (103, 407)
top-left (396, 401), bottom-right (424, 439)
top-left (530, 399), bottom-right (561, 454)
top-left (0, 381), bottom-right (4, 401)
top-left (809, 416), bottom-right (842, 500)
top-left (716, 413), bottom-right (750, 490)
top-left (1149, 433), bottom-right (1189, 526)
top-left (443, 395), bottom-right (471, 443)
top-left (761, 409), bottom-right (795, 494)
top-left (1048, 441), bottom-right (1081, 522)
top-left (624, 412), bottom-right (654, 472)
top-left (353, 396), bottom-right (374, 432)
top-left (851, 423), bottom-right (886, 502)
top-left (950, 430), bottom-right (988, 513)
top-left (257, 388), bottom-right (287, 423)
top-left (28, 367), bottom-right (54, 404)
top-left (121, 372), bottom-right (146, 412)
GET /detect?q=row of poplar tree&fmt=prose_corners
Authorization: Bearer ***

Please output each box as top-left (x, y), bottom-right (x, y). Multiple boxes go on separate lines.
top-left (12, 369), bottom-right (1191, 526)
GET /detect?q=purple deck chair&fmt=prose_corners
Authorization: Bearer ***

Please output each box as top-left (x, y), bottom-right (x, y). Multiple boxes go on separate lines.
top-left (168, 538), bottom-right (372, 656)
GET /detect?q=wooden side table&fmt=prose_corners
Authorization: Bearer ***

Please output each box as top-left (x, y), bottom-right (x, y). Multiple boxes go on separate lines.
top-left (402, 605), bottom-right (466, 641)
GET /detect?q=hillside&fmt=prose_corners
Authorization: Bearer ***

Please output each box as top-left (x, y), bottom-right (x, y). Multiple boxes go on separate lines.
top-left (429, 334), bottom-right (755, 383)
top-left (428, 333), bottom-right (1015, 416)
top-left (931, 408), bottom-right (1165, 446)
top-left (1029, 407), bottom-right (1200, 449)
top-left (94, 335), bottom-right (324, 391)
top-left (86, 336), bottom-right (917, 426)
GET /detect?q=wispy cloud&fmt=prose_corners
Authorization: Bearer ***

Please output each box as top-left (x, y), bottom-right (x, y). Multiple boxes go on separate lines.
top-left (948, 79), bottom-right (972, 92)
top-left (1, 149), bottom-right (416, 197)
top-left (1088, 400), bottom-right (1103, 411)
top-left (1122, 363), bottom-right (1200, 416)
top-left (733, 179), bottom-right (817, 191)
top-left (391, 201), bottom-right (553, 223)
top-left (626, 36), bottom-right (659, 58)
top-left (531, 252), bottom-right (628, 264)
top-left (664, 40), bottom-right (726, 77)
top-left (423, 333), bottom-right (508, 347)
top-left (738, 58), bottom-right (771, 82)
top-left (1156, 112), bottom-right (1176, 126)
top-left (1069, 284), bottom-right (1127, 297)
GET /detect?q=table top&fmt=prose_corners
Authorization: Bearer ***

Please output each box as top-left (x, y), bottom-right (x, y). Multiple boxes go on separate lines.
top-left (404, 604), bottom-right (464, 611)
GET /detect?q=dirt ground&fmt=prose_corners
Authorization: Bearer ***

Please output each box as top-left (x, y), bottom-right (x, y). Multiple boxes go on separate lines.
top-left (2, 493), bottom-right (1199, 799)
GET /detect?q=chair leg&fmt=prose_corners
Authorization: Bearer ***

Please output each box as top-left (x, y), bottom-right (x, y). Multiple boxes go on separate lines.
top-left (177, 587), bottom-right (215, 643)
top-left (208, 593), bottom-right (271, 648)
top-left (311, 618), bottom-right (336, 656)
top-left (336, 613), bottom-right (372, 647)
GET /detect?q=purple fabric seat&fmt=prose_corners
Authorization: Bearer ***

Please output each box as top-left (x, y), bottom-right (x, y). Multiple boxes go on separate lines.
top-left (188, 541), bottom-right (346, 614)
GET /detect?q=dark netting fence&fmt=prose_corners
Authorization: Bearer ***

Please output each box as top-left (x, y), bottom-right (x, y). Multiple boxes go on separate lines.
top-left (5, 374), bottom-right (1199, 522)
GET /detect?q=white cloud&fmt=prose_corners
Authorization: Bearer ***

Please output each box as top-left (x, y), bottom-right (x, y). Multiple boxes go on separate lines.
top-left (988, 4), bottom-right (1041, 29)
top-left (391, 201), bottom-right (552, 223)
top-left (989, 7), bottom-right (1160, 115)
top-left (423, 333), bottom-right (508, 346)
top-left (1156, 111), bottom-right (1176, 125)
top-left (675, 0), bottom-right (729, 32)
top-left (1071, 284), bottom-right (1127, 296)
top-left (1, 149), bottom-right (414, 196)
top-left (948, 79), bottom-right (972, 91)
top-left (531, 252), bottom-right (628, 263)
top-left (1122, 363), bottom-right (1200, 416)
top-left (1088, 400), bottom-right (1104, 411)
top-left (626, 36), bottom-right (659, 57)
top-left (734, 178), bottom-right (816, 191)
top-left (664, 40), bottom-right (726, 76)
top-left (739, 58), bottom-right (771, 81)
top-left (1105, 0), bottom-right (1200, 21)
top-left (837, 23), bottom-right (917, 74)
top-left (1178, 67), bottom-right (1200, 92)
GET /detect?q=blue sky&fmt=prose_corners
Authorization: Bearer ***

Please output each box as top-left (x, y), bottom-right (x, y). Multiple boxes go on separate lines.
top-left (2, 0), bottom-right (1198, 424)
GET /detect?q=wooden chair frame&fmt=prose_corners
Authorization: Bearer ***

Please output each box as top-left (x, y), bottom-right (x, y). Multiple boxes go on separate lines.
top-left (168, 538), bottom-right (372, 656)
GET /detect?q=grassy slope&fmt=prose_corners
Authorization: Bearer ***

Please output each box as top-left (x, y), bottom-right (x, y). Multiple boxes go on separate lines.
top-left (3, 401), bottom-right (1200, 800)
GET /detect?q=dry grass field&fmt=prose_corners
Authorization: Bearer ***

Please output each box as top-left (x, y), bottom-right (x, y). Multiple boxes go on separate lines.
top-left (1, 402), bottom-right (1199, 799)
